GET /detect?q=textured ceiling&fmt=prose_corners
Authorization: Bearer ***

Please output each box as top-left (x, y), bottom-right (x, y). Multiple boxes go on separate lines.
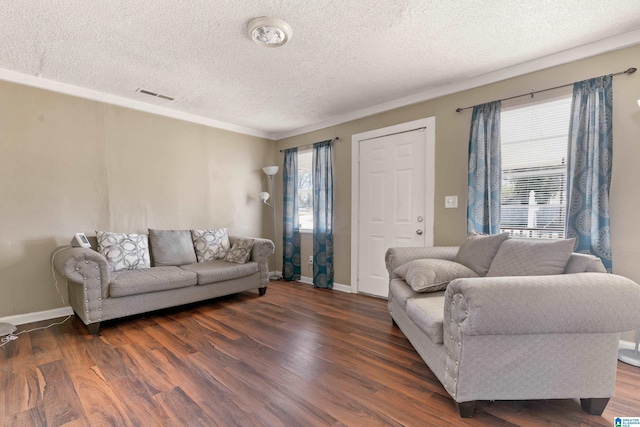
top-left (2, 1), bottom-right (640, 139)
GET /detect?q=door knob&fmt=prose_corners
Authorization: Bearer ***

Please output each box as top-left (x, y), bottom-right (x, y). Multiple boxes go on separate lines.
top-left (416, 229), bottom-right (423, 235)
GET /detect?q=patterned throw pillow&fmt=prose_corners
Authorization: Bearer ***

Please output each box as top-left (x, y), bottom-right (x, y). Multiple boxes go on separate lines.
top-left (191, 228), bottom-right (231, 262)
top-left (224, 238), bottom-right (254, 264)
top-left (394, 259), bottom-right (478, 292)
top-left (96, 231), bottom-right (151, 272)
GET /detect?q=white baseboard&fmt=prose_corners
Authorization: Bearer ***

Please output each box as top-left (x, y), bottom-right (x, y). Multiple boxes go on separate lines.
top-left (0, 306), bottom-right (74, 326)
top-left (331, 283), bottom-right (352, 293)
top-left (275, 270), bottom-right (352, 293)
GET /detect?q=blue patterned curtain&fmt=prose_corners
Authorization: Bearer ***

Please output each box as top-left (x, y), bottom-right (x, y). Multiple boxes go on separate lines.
top-left (467, 101), bottom-right (502, 234)
top-left (312, 140), bottom-right (333, 289)
top-left (283, 148), bottom-right (301, 280)
top-left (566, 75), bottom-right (613, 272)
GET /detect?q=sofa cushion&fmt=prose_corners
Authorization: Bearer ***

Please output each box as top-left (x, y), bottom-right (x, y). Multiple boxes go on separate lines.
top-left (564, 253), bottom-right (607, 273)
top-left (406, 295), bottom-right (446, 344)
top-left (191, 228), bottom-right (231, 262)
top-left (487, 238), bottom-right (576, 277)
top-left (390, 279), bottom-right (442, 310)
top-left (389, 279), bottom-right (429, 310)
top-left (109, 266), bottom-right (197, 298)
top-left (394, 259), bottom-right (478, 292)
top-left (96, 231), bottom-right (151, 272)
top-left (149, 229), bottom-right (197, 267)
top-left (180, 260), bottom-right (258, 285)
top-left (224, 238), bottom-right (254, 264)
top-left (455, 232), bottom-right (509, 276)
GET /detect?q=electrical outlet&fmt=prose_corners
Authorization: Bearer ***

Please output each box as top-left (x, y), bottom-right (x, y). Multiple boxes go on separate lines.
top-left (308, 256), bottom-right (313, 264)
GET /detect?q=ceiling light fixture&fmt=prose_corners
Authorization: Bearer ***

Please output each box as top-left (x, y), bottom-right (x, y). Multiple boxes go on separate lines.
top-left (247, 17), bottom-right (292, 47)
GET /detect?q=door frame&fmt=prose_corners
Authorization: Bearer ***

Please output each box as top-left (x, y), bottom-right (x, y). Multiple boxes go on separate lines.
top-left (350, 117), bottom-right (436, 294)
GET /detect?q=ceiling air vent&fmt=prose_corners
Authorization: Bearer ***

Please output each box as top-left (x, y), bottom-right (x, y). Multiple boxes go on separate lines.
top-left (136, 88), bottom-right (174, 101)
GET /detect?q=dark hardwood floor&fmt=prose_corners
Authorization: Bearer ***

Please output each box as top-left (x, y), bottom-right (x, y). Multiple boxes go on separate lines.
top-left (2, 280), bottom-right (639, 426)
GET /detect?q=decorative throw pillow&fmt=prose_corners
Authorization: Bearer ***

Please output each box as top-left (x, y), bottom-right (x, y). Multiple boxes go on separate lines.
top-left (224, 238), bottom-right (254, 264)
top-left (394, 259), bottom-right (478, 293)
top-left (191, 228), bottom-right (231, 262)
top-left (148, 229), bottom-right (197, 267)
top-left (563, 252), bottom-right (606, 273)
top-left (487, 238), bottom-right (576, 277)
top-left (454, 232), bottom-right (510, 276)
top-left (96, 231), bottom-right (151, 272)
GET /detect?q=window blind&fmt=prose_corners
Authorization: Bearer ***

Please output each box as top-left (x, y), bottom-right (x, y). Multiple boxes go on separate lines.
top-left (500, 96), bottom-right (572, 238)
top-left (298, 150), bottom-right (313, 230)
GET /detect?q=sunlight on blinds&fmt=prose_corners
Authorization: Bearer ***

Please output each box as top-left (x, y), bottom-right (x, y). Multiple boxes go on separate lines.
top-left (500, 96), bottom-right (572, 238)
top-left (298, 150), bottom-right (313, 230)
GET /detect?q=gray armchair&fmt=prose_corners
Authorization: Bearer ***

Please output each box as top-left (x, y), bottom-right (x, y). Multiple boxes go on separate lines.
top-left (386, 245), bottom-right (640, 417)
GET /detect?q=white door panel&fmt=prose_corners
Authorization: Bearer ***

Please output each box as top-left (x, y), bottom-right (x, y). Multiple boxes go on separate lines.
top-left (357, 128), bottom-right (430, 297)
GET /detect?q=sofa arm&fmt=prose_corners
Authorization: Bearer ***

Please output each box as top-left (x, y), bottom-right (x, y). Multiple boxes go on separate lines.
top-left (53, 247), bottom-right (111, 289)
top-left (250, 237), bottom-right (274, 286)
top-left (444, 273), bottom-right (640, 336)
top-left (229, 236), bottom-right (274, 283)
top-left (248, 237), bottom-right (275, 264)
top-left (385, 246), bottom-right (459, 279)
top-left (52, 247), bottom-right (110, 326)
top-left (228, 236), bottom-right (275, 263)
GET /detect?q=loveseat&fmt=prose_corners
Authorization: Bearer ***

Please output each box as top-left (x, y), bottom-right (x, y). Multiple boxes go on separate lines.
top-left (385, 233), bottom-right (640, 418)
top-left (53, 229), bottom-right (274, 334)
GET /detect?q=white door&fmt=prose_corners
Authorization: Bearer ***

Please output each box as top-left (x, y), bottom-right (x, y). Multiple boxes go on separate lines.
top-left (355, 122), bottom-right (434, 297)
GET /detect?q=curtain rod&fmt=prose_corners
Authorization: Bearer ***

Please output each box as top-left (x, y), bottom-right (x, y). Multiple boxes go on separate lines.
top-left (279, 137), bottom-right (340, 153)
top-left (455, 67), bottom-right (637, 113)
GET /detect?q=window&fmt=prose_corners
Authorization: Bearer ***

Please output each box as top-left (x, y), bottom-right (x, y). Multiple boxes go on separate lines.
top-left (500, 96), bottom-right (572, 239)
top-left (298, 150), bottom-right (313, 230)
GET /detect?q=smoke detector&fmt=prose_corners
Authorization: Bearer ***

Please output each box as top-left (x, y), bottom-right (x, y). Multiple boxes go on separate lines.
top-left (247, 17), bottom-right (292, 47)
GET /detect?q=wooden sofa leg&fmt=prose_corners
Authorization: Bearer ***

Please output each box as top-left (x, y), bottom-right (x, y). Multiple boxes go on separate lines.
top-left (86, 322), bottom-right (101, 335)
top-left (580, 398), bottom-right (610, 415)
top-left (455, 401), bottom-right (476, 418)
top-left (259, 287), bottom-right (267, 296)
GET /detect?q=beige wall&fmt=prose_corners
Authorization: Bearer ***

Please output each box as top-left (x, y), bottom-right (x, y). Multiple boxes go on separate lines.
top-left (274, 44), bottom-right (640, 307)
top-left (2, 43), bottom-right (639, 342)
top-left (0, 81), bottom-right (274, 318)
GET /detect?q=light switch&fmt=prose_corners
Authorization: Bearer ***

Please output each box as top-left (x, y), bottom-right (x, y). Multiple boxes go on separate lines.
top-left (445, 195), bottom-right (458, 209)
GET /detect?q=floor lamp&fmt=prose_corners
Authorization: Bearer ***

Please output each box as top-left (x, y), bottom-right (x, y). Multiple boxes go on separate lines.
top-left (261, 166), bottom-right (282, 280)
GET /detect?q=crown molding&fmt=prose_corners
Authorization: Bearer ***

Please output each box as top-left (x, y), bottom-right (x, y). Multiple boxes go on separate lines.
top-left (273, 28), bottom-right (640, 140)
top-left (0, 68), bottom-right (274, 140)
top-left (2, 27), bottom-right (639, 142)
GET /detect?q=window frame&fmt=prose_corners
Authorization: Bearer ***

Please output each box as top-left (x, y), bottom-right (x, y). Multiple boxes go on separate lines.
top-left (297, 149), bottom-right (313, 232)
top-left (499, 93), bottom-right (572, 239)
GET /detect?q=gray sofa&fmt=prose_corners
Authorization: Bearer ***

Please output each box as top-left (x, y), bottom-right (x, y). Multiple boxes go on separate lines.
top-left (385, 240), bottom-right (640, 418)
top-left (53, 235), bottom-right (274, 334)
